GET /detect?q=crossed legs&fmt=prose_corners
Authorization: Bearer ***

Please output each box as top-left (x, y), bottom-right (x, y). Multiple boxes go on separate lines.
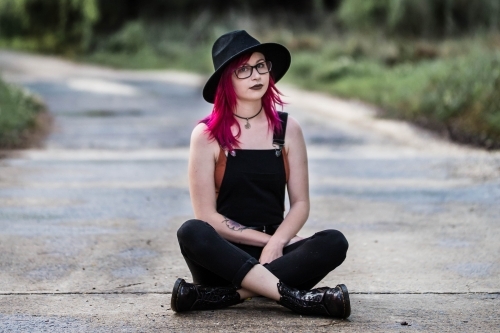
top-left (174, 219), bottom-right (351, 317)
top-left (176, 219), bottom-right (348, 299)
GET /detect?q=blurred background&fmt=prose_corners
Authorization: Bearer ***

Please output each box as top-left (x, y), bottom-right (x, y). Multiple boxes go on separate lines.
top-left (1, 0), bottom-right (500, 149)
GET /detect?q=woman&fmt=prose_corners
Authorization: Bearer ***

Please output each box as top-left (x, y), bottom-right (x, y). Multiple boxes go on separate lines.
top-left (171, 30), bottom-right (350, 318)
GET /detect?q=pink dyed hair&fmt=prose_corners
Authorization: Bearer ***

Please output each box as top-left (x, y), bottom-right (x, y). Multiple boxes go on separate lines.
top-left (201, 52), bottom-right (285, 150)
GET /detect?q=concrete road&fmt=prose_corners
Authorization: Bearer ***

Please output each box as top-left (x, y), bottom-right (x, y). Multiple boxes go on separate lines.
top-left (0, 50), bottom-right (499, 332)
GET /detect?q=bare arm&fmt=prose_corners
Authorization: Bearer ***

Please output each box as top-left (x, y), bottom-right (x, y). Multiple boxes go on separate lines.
top-left (260, 116), bottom-right (309, 263)
top-left (188, 123), bottom-right (271, 246)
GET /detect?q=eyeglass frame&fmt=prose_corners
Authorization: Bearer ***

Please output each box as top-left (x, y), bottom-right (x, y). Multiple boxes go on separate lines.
top-left (234, 61), bottom-right (273, 79)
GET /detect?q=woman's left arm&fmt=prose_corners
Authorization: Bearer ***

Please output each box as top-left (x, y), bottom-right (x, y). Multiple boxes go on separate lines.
top-left (259, 116), bottom-right (309, 264)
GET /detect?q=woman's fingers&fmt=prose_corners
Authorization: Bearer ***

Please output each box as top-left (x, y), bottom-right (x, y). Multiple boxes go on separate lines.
top-left (259, 244), bottom-right (284, 264)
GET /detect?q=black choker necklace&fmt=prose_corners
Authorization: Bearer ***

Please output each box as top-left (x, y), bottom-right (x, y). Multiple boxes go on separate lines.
top-left (234, 106), bottom-right (263, 129)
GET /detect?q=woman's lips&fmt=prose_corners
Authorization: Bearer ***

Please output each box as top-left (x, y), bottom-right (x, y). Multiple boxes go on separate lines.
top-left (250, 84), bottom-right (263, 90)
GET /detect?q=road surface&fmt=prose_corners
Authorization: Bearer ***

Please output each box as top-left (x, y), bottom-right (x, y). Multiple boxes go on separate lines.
top-left (0, 50), bottom-right (499, 332)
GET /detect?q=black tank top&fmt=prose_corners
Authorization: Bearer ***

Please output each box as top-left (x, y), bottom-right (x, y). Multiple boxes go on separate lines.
top-left (216, 112), bottom-right (288, 227)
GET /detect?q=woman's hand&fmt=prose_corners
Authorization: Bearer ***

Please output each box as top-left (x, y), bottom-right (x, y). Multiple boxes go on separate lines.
top-left (259, 235), bottom-right (304, 264)
top-left (259, 241), bottom-right (284, 265)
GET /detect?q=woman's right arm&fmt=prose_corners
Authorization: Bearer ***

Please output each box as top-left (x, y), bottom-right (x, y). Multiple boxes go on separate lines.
top-left (188, 123), bottom-right (271, 247)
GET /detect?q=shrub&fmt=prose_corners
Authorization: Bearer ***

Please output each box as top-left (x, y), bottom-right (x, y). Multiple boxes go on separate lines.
top-left (0, 79), bottom-right (47, 148)
top-left (338, 0), bottom-right (500, 37)
top-left (0, 0), bottom-right (99, 54)
top-left (420, 52), bottom-right (500, 148)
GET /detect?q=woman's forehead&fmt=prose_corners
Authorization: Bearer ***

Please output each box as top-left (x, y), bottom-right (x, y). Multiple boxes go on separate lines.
top-left (245, 52), bottom-right (265, 63)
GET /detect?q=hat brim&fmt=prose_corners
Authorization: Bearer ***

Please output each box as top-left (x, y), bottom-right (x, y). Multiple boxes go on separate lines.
top-left (202, 43), bottom-right (291, 104)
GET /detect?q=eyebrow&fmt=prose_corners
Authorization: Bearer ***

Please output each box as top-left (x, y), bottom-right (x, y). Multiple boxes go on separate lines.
top-left (243, 58), bottom-right (265, 65)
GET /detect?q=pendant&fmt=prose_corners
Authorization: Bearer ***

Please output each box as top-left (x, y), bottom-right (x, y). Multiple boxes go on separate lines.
top-left (245, 119), bottom-right (250, 129)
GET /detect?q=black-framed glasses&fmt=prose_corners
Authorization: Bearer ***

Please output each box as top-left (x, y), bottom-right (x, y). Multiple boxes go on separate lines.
top-left (234, 61), bottom-right (272, 79)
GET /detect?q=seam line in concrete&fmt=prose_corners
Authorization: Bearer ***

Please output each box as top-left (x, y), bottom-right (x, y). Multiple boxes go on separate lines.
top-left (351, 292), bottom-right (500, 295)
top-left (1, 292), bottom-right (499, 296)
top-left (0, 292), bottom-right (171, 295)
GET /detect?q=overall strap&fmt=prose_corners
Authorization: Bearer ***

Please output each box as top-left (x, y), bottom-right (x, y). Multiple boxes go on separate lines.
top-left (273, 111), bottom-right (288, 157)
top-left (215, 111), bottom-right (290, 197)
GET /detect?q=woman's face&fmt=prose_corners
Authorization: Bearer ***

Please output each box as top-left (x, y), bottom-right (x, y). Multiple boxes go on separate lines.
top-left (231, 52), bottom-right (269, 102)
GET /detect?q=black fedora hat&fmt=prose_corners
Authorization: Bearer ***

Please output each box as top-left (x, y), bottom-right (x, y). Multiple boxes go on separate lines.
top-left (203, 30), bottom-right (291, 103)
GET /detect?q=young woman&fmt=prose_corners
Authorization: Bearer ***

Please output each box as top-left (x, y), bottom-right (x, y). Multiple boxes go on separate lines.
top-left (171, 30), bottom-right (350, 318)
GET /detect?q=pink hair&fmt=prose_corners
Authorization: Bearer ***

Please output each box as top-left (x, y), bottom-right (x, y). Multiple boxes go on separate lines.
top-left (201, 53), bottom-right (285, 150)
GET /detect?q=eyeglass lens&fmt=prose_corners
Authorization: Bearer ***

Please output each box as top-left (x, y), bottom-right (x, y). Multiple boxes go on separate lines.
top-left (235, 61), bottom-right (272, 79)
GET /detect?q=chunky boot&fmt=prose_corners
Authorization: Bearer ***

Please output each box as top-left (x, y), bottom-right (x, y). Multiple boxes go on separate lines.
top-left (171, 278), bottom-right (243, 312)
top-left (277, 281), bottom-right (351, 318)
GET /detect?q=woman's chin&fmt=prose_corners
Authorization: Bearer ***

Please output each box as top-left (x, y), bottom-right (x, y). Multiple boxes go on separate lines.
top-left (238, 91), bottom-right (266, 102)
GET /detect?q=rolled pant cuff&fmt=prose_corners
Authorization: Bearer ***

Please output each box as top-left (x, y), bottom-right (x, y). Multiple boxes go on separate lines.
top-left (232, 257), bottom-right (259, 288)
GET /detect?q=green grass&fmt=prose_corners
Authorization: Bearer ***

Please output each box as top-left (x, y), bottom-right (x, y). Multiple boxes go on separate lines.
top-left (286, 52), bottom-right (448, 115)
top-left (0, 79), bottom-right (47, 148)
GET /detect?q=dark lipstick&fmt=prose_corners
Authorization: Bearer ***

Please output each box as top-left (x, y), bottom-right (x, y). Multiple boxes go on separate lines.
top-left (250, 84), bottom-right (263, 90)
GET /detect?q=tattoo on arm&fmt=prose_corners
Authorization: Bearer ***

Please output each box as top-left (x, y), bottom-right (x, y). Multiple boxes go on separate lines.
top-left (222, 217), bottom-right (249, 232)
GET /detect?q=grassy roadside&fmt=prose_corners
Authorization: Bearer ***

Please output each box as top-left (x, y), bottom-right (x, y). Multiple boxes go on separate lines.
top-left (77, 22), bottom-right (500, 149)
top-left (0, 78), bottom-right (51, 149)
top-left (285, 37), bottom-right (500, 149)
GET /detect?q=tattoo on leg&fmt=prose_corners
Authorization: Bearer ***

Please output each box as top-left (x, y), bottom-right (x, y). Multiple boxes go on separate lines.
top-left (222, 217), bottom-right (249, 232)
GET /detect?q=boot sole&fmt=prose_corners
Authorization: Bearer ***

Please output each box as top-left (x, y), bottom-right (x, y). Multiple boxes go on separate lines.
top-left (337, 284), bottom-right (351, 319)
top-left (171, 278), bottom-right (185, 312)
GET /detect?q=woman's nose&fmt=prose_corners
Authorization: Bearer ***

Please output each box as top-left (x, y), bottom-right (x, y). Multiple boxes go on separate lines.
top-left (251, 68), bottom-right (261, 79)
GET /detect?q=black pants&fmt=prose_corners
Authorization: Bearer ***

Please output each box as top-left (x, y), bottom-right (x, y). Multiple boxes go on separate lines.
top-left (177, 219), bottom-right (349, 290)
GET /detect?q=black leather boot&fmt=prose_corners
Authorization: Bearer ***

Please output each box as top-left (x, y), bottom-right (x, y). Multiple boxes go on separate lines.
top-left (171, 278), bottom-right (243, 312)
top-left (277, 281), bottom-right (351, 318)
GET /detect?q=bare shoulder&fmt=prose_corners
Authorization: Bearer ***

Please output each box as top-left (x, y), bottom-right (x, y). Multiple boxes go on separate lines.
top-left (285, 116), bottom-right (302, 134)
top-left (190, 123), bottom-right (219, 158)
top-left (191, 123), bottom-right (213, 146)
top-left (284, 115), bottom-right (305, 145)
top-left (191, 123), bottom-right (208, 141)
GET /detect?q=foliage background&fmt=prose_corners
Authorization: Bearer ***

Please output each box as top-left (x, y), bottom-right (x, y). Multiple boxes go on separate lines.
top-left (1, 0), bottom-right (500, 148)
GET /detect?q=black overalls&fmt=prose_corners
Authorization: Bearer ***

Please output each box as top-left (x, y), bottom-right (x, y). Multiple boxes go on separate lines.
top-left (177, 112), bottom-right (348, 289)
